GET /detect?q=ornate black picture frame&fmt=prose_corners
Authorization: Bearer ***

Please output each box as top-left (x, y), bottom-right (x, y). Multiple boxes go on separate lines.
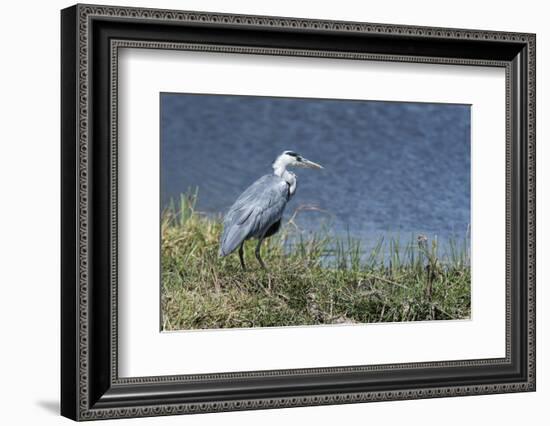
top-left (61, 3), bottom-right (536, 421)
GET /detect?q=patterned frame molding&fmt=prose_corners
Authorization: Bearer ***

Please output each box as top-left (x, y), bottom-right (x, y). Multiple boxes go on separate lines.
top-left (109, 40), bottom-right (512, 384)
top-left (61, 3), bottom-right (536, 421)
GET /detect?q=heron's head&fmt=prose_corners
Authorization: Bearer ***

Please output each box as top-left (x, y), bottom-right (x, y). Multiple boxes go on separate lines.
top-left (273, 151), bottom-right (323, 175)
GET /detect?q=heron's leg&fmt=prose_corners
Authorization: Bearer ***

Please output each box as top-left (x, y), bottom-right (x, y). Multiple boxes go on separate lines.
top-left (255, 238), bottom-right (267, 270)
top-left (238, 242), bottom-right (246, 271)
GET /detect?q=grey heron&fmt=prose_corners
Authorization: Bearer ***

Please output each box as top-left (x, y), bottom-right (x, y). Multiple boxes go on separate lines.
top-left (219, 150), bottom-right (323, 270)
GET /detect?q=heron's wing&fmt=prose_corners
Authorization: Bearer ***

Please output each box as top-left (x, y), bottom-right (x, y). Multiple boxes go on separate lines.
top-left (219, 175), bottom-right (289, 256)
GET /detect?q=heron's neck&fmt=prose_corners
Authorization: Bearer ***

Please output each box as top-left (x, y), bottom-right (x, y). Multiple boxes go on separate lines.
top-left (272, 157), bottom-right (288, 177)
top-left (273, 157), bottom-right (297, 195)
top-left (273, 164), bottom-right (296, 197)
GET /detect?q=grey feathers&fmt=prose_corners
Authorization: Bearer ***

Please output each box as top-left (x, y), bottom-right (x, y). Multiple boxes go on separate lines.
top-left (219, 175), bottom-right (290, 257)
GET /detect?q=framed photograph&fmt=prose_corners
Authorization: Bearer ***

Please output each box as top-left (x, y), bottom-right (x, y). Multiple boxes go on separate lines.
top-left (61, 4), bottom-right (536, 421)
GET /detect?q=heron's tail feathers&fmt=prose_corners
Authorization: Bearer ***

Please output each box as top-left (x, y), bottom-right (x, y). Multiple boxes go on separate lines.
top-left (219, 223), bottom-right (250, 258)
top-left (218, 246), bottom-right (230, 257)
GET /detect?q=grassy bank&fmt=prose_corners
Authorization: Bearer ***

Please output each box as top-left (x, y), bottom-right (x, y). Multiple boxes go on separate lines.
top-left (161, 192), bottom-right (471, 330)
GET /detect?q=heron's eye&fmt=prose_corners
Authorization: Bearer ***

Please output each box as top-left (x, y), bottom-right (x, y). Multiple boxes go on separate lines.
top-left (297, 156), bottom-right (303, 162)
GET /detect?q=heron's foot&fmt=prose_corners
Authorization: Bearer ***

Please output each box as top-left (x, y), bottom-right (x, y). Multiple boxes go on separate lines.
top-left (258, 259), bottom-right (267, 271)
top-left (254, 239), bottom-right (268, 271)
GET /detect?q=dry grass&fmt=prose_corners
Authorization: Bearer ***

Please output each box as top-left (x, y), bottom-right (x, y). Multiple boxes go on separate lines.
top-left (161, 191), bottom-right (471, 330)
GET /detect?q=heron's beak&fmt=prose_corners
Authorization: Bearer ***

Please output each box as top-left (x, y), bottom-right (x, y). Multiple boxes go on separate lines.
top-left (301, 158), bottom-right (323, 169)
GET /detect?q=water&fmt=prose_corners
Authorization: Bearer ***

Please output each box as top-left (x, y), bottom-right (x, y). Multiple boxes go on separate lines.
top-left (161, 93), bottom-right (470, 254)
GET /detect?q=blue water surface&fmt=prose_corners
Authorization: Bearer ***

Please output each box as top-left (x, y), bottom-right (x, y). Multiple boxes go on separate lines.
top-left (161, 93), bottom-right (470, 255)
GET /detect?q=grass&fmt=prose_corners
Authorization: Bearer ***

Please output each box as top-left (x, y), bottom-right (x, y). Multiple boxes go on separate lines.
top-left (161, 191), bottom-right (471, 331)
